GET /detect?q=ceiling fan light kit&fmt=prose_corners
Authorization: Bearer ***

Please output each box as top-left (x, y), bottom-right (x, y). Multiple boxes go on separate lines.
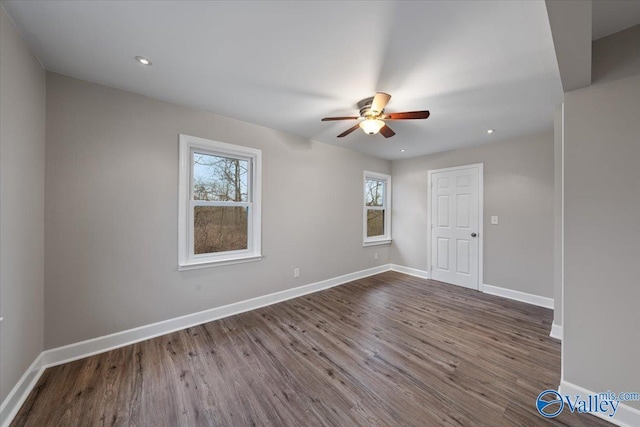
top-left (360, 118), bottom-right (385, 135)
top-left (321, 92), bottom-right (430, 139)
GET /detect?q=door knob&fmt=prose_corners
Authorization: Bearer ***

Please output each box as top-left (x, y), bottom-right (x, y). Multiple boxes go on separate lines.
top-left (471, 232), bottom-right (477, 237)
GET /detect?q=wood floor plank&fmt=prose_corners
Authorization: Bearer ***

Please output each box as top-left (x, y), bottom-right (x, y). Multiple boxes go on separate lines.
top-left (11, 272), bottom-right (610, 426)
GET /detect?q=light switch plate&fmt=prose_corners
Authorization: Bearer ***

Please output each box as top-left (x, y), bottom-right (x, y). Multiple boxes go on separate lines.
top-left (491, 216), bottom-right (499, 225)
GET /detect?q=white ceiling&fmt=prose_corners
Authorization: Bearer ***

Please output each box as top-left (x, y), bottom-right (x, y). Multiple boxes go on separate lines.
top-left (3, 0), bottom-right (566, 160)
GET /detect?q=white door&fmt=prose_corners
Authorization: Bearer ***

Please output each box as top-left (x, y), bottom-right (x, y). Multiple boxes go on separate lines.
top-left (429, 165), bottom-right (481, 289)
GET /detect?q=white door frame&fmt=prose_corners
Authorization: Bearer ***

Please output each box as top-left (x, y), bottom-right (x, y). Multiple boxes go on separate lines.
top-left (427, 163), bottom-right (484, 291)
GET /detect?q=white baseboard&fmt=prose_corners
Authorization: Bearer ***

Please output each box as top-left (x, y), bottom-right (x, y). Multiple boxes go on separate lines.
top-left (40, 264), bottom-right (391, 368)
top-left (482, 284), bottom-right (554, 309)
top-left (386, 269), bottom-right (555, 312)
top-left (0, 354), bottom-right (44, 427)
top-left (559, 380), bottom-right (640, 427)
top-left (389, 264), bottom-right (430, 279)
top-left (550, 322), bottom-right (563, 340)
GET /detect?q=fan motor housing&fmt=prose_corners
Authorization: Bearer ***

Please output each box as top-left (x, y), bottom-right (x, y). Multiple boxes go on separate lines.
top-left (357, 96), bottom-right (383, 118)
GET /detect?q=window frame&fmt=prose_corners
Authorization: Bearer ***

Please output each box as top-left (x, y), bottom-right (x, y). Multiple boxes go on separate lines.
top-left (178, 134), bottom-right (262, 270)
top-left (363, 170), bottom-right (392, 247)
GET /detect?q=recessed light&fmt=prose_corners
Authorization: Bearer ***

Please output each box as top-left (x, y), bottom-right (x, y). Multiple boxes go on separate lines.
top-left (135, 56), bottom-right (152, 66)
top-left (400, 149), bottom-right (406, 152)
top-left (487, 129), bottom-right (495, 134)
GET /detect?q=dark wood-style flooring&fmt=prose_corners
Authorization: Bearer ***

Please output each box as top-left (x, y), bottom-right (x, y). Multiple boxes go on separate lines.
top-left (12, 272), bottom-right (608, 426)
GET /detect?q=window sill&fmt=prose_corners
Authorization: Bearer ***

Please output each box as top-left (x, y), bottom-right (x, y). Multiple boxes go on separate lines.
top-left (178, 254), bottom-right (262, 271)
top-left (363, 239), bottom-right (392, 247)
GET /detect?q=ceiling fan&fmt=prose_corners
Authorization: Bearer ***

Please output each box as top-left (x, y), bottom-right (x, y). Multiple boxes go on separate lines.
top-left (321, 92), bottom-right (430, 138)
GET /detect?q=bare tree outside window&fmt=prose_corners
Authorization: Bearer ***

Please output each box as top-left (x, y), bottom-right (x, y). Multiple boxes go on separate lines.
top-left (365, 179), bottom-right (385, 237)
top-left (192, 152), bottom-right (249, 254)
top-left (179, 135), bottom-right (261, 269)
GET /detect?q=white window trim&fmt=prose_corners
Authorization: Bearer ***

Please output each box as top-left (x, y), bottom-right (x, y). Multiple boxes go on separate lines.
top-left (363, 170), bottom-right (392, 247)
top-left (178, 134), bottom-right (262, 270)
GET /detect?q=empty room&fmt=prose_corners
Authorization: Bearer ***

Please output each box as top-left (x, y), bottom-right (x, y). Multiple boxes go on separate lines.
top-left (1, 1), bottom-right (639, 426)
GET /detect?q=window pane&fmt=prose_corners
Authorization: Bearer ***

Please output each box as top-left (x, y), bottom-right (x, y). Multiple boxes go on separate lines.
top-left (193, 152), bottom-right (248, 202)
top-left (365, 179), bottom-right (384, 207)
top-left (367, 209), bottom-right (385, 237)
top-left (194, 206), bottom-right (248, 254)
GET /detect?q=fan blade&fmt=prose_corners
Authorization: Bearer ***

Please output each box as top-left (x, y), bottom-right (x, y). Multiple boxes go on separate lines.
top-left (379, 125), bottom-right (395, 138)
top-left (383, 110), bottom-right (430, 120)
top-left (371, 92), bottom-right (391, 114)
top-left (321, 116), bottom-right (360, 121)
top-left (337, 123), bottom-right (361, 138)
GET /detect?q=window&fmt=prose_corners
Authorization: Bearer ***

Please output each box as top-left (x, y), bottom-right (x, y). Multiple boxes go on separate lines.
top-left (179, 134), bottom-right (261, 269)
top-left (363, 171), bottom-right (391, 246)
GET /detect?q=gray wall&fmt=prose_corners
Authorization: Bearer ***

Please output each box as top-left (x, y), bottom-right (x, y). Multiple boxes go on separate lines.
top-left (0, 8), bottom-right (46, 403)
top-left (553, 105), bottom-right (562, 326)
top-left (592, 24), bottom-right (640, 85)
top-left (391, 131), bottom-right (554, 298)
top-left (563, 32), bottom-right (640, 409)
top-left (45, 73), bottom-right (391, 349)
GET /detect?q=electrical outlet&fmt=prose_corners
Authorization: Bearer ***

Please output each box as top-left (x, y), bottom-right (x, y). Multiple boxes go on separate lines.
top-left (294, 268), bottom-right (300, 278)
top-left (491, 216), bottom-right (499, 225)
top-left (374, 253), bottom-right (379, 260)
